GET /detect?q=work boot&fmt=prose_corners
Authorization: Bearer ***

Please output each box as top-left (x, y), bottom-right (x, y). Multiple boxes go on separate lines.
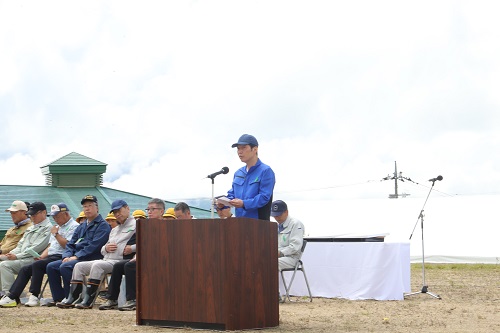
top-left (57, 280), bottom-right (83, 308)
top-left (75, 279), bottom-right (101, 309)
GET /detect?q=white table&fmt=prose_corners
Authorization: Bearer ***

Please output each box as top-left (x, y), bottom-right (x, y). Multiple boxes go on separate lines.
top-left (280, 242), bottom-right (410, 301)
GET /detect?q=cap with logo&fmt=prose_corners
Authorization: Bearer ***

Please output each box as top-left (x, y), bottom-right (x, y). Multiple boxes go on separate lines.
top-left (110, 199), bottom-right (128, 213)
top-left (5, 200), bottom-right (29, 212)
top-left (270, 200), bottom-right (288, 217)
top-left (231, 134), bottom-right (259, 148)
top-left (27, 202), bottom-right (47, 216)
top-left (81, 195), bottom-right (98, 205)
top-left (48, 203), bottom-right (69, 216)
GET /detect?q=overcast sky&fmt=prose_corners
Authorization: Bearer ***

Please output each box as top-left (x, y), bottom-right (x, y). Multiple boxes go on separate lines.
top-left (1, 0), bottom-right (500, 209)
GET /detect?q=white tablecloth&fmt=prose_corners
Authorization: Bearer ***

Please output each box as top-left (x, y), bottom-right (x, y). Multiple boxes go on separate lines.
top-left (280, 242), bottom-right (410, 301)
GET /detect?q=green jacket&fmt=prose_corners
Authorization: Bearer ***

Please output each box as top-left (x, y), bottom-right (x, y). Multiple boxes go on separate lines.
top-left (10, 218), bottom-right (52, 259)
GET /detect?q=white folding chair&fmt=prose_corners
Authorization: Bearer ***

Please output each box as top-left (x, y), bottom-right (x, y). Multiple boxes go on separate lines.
top-left (279, 239), bottom-right (313, 302)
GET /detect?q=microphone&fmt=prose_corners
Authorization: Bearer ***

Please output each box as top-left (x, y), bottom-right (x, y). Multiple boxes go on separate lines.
top-left (207, 167), bottom-right (229, 179)
top-left (428, 175), bottom-right (443, 182)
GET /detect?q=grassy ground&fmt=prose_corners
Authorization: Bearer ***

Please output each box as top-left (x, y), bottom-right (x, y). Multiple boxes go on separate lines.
top-left (0, 263), bottom-right (498, 333)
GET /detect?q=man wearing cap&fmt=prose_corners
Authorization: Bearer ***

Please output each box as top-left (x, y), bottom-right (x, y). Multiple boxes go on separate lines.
top-left (46, 195), bottom-right (111, 306)
top-left (0, 202), bottom-right (52, 298)
top-left (271, 200), bottom-right (305, 271)
top-left (0, 203), bottom-right (79, 307)
top-left (224, 134), bottom-right (275, 220)
top-left (58, 199), bottom-right (136, 309)
top-left (99, 198), bottom-right (163, 311)
top-left (1, 200), bottom-right (33, 256)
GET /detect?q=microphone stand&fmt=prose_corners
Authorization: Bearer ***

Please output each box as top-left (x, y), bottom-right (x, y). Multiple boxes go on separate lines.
top-left (405, 179), bottom-right (441, 299)
top-left (208, 176), bottom-right (216, 219)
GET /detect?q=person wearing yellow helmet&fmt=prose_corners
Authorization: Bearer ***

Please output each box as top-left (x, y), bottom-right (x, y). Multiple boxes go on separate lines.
top-left (162, 207), bottom-right (176, 220)
top-left (105, 212), bottom-right (118, 229)
top-left (75, 211), bottom-right (86, 224)
top-left (132, 210), bottom-right (147, 221)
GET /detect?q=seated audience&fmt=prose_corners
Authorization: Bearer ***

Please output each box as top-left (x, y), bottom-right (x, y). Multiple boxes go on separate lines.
top-left (0, 203), bottom-right (78, 307)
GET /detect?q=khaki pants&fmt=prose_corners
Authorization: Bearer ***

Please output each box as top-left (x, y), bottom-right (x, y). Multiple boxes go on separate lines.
top-left (0, 258), bottom-right (35, 292)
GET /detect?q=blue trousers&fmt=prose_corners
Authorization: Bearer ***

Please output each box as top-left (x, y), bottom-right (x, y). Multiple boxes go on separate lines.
top-left (46, 259), bottom-right (80, 302)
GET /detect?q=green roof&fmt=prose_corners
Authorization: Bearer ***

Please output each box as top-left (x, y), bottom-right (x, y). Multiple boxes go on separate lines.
top-left (1, 152), bottom-right (212, 235)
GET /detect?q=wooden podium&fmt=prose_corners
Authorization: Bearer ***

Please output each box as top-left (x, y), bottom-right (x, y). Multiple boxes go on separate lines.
top-left (136, 218), bottom-right (279, 330)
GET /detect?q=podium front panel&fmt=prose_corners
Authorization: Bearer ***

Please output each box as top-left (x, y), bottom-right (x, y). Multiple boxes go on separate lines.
top-left (136, 218), bottom-right (278, 330)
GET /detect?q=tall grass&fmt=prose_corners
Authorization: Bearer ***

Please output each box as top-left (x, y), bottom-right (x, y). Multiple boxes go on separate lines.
top-left (411, 263), bottom-right (499, 270)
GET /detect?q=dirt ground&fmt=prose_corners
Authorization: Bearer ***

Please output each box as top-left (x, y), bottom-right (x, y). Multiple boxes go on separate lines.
top-left (0, 264), bottom-right (498, 333)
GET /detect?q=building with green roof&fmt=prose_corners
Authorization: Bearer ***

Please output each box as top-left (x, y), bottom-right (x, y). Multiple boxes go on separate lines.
top-left (0, 152), bottom-right (211, 237)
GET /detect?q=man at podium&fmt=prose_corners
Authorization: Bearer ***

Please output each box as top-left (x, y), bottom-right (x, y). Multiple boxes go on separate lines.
top-left (225, 134), bottom-right (275, 220)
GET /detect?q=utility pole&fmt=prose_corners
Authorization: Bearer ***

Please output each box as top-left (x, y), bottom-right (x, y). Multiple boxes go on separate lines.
top-left (393, 161), bottom-right (398, 199)
top-left (382, 161), bottom-right (412, 199)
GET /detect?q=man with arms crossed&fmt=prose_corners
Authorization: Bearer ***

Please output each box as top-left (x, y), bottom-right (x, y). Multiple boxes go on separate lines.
top-left (99, 198), bottom-right (164, 311)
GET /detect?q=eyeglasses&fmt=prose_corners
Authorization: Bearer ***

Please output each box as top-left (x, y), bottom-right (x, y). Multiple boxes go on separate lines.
top-left (214, 206), bottom-right (230, 211)
top-left (145, 207), bottom-right (161, 212)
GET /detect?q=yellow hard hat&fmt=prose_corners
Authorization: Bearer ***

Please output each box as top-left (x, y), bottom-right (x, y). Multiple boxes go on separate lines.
top-left (163, 207), bottom-right (176, 219)
top-left (105, 212), bottom-right (116, 220)
top-left (132, 209), bottom-right (147, 219)
top-left (76, 211), bottom-right (86, 222)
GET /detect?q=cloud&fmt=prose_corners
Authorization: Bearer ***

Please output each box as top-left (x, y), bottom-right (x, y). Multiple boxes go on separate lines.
top-left (1, 0), bottom-right (500, 208)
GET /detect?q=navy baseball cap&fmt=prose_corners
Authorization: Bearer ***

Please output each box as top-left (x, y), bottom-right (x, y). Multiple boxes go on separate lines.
top-left (49, 203), bottom-right (69, 216)
top-left (270, 200), bottom-right (288, 217)
top-left (110, 199), bottom-right (128, 213)
top-left (81, 195), bottom-right (98, 205)
top-left (231, 134), bottom-right (259, 148)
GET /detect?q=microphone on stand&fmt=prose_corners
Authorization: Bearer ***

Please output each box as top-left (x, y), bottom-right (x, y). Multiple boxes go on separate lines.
top-left (207, 167), bottom-right (229, 179)
top-left (428, 175), bottom-right (443, 182)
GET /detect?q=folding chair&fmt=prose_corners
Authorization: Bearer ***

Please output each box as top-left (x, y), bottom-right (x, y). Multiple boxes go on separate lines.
top-left (39, 278), bottom-right (49, 299)
top-left (280, 239), bottom-right (313, 302)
